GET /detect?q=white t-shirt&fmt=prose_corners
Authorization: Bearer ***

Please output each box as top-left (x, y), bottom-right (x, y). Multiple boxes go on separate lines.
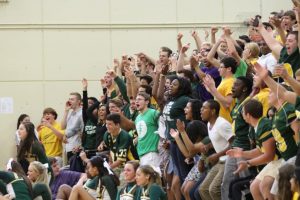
top-left (257, 53), bottom-right (277, 74)
top-left (208, 116), bottom-right (233, 153)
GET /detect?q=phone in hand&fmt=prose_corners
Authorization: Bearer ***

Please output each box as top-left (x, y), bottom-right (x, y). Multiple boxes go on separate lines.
top-left (252, 15), bottom-right (261, 27)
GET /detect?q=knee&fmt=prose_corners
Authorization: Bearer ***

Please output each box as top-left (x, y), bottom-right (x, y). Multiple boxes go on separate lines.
top-left (71, 185), bottom-right (81, 192)
top-left (250, 181), bottom-right (260, 196)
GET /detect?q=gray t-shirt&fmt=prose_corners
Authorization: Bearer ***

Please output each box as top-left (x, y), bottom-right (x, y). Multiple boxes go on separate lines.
top-left (65, 108), bottom-right (84, 152)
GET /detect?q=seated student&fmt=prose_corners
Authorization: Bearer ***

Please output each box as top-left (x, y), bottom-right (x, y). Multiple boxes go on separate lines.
top-left (135, 165), bottom-right (167, 200)
top-left (277, 164), bottom-right (294, 200)
top-left (17, 122), bottom-right (51, 175)
top-left (0, 159), bottom-right (32, 200)
top-left (116, 161), bottom-right (140, 200)
top-left (48, 157), bottom-right (83, 200)
top-left (227, 99), bottom-right (277, 200)
top-left (68, 155), bottom-right (119, 200)
top-left (27, 161), bottom-right (52, 200)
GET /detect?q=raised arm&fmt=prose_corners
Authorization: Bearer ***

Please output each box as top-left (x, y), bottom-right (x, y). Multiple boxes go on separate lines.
top-left (254, 62), bottom-right (297, 104)
top-left (223, 27), bottom-right (241, 63)
top-left (177, 33), bottom-right (184, 54)
top-left (207, 38), bottom-right (223, 68)
top-left (294, 5), bottom-right (300, 52)
top-left (82, 78), bottom-right (88, 124)
top-left (256, 20), bottom-right (283, 60)
top-left (269, 15), bottom-right (287, 45)
top-left (177, 43), bottom-right (190, 72)
top-left (191, 30), bottom-right (202, 52)
top-left (203, 75), bottom-right (233, 108)
top-left (210, 27), bottom-right (218, 45)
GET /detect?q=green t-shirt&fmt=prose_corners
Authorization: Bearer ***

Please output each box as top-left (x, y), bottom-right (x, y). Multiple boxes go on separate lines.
top-left (295, 95), bottom-right (300, 112)
top-left (103, 130), bottom-right (139, 163)
top-left (136, 183), bottom-right (167, 200)
top-left (234, 59), bottom-right (248, 78)
top-left (231, 98), bottom-right (251, 150)
top-left (116, 182), bottom-right (140, 200)
top-left (83, 119), bottom-right (97, 150)
top-left (279, 47), bottom-right (300, 75)
top-left (0, 171), bottom-right (31, 200)
top-left (33, 183), bottom-right (51, 200)
top-left (162, 96), bottom-right (190, 140)
top-left (272, 102), bottom-right (298, 161)
top-left (251, 117), bottom-right (273, 152)
top-left (135, 108), bottom-right (160, 157)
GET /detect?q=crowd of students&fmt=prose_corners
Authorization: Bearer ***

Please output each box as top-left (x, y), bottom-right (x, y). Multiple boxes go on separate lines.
top-left (2, 1), bottom-right (300, 200)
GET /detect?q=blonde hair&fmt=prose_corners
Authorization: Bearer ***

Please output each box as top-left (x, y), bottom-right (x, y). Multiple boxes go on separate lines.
top-left (245, 42), bottom-right (260, 58)
top-left (29, 161), bottom-right (48, 184)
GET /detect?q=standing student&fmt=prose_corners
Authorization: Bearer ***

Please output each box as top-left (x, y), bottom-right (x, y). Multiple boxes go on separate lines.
top-left (61, 92), bottom-right (84, 161)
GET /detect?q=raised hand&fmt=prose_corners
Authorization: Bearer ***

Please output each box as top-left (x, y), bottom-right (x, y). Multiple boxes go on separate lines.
top-left (269, 16), bottom-right (282, 28)
top-left (203, 74), bottom-right (216, 92)
top-left (190, 55), bottom-right (199, 69)
top-left (176, 119), bottom-right (186, 133)
top-left (222, 26), bottom-right (233, 36)
top-left (100, 78), bottom-right (106, 88)
top-left (204, 30), bottom-right (209, 41)
top-left (253, 62), bottom-right (269, 79)
top-left (177, 33), bottom-right (183, 41)
top-left (191, 30), bottom-right (198, 38)
top-left (82, 78), bottom-right (88, 90)
top-left (107, 70), bottom-right (117, 79)
top-left (170, 128), bottom-right (180, 139)
top-left (211, 27), bottom-right (219, 34)
top-left (273, 64), bottom-right (288, 79)
top-left (181, 43), bottom-right (190, 54)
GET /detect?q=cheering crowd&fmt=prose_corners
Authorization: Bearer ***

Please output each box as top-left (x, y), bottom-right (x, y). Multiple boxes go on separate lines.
top-left (1, 1), bottom-right (300, 200)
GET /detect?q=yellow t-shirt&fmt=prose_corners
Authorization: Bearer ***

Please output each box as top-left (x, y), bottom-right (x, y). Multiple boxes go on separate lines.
top-left (217, 77), bottom-right (236, 123)
top-left (253, 88), bottom-right (270, 117)
top-left (39, 121), bottom-right (64, 157)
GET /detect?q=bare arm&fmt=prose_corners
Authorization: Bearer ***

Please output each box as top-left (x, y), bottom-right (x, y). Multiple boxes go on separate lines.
top-left (177, 44), bottom-right (190, 72)
top-left (254, 62), bottom-right (297, 105)
top-left (170, 129), bottom-right (192, 158)
top-left (269, 16), bottom-right (287, 45)
top-left (191, 30), bottom-right (202, 52)
top-left (207, 39), bottom-right (222, 68)
top-left (203, 75), bottom-right (233, 108)
top-left (177, 33), bottom-right (183, 54)
top-left (223, 28), bottom-right (242, 63)
top-left (210, 27), bottom-right (218, 45)
top-left (257, 21), bottom-right (283, 60)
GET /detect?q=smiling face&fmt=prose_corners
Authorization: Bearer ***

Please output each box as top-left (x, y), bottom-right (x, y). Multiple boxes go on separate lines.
top-left (170, 79), bottom-right (180, 96)
top-left (87, 162), bottom-right (98, 178)
top-left (18, 123), bottom-right (28, 141)
top-left (123, 163), bottom-right (136, 183)
top-left (135, 168), bottom-right (149, 186)
top-left (27, 164), bottom-right (39, 182)
top-left (201, 102), bottom-right (212, 121)
top-left (98, 105), bottom-right (107, 121)
top-left (231, 79), bottom-right (244, 98)
top-left (184, 102), bottom-right (193, 121)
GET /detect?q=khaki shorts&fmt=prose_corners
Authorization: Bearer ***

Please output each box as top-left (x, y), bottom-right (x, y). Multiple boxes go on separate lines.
top-left (256, 159), bottom-right (283, 181)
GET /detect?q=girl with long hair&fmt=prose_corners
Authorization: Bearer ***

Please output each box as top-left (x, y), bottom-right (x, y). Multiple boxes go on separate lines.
top-left (27, 161), bottom-right (51, 200)
top-left (135, 165), bottom-right (166, 200)
top-left (68, 155), bottom-right (119, 200)
top-left (16, 122), bottom-right (51, 175)
top-left (117, 161), bottom-right (140, 200)
top-left (0, 159), bottom-right (32, 200)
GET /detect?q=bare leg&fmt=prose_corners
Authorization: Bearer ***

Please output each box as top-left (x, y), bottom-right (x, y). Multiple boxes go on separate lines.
top-left (68, 185), bottom-right (94, 200)
top-left (181, 181), bottom-right (195, 200)
top-left (56, 184), bottom-right (72, 200)
top-left (250, 179), bottom-right (264, 200)
top-left (171, 175), bottom-right (182, 200)
top-left (260, 176), bottom-right (275, 200)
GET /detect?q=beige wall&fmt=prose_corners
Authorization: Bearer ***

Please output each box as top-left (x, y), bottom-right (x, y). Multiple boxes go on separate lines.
top-left (0, 0), bottom-right (291, 166)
